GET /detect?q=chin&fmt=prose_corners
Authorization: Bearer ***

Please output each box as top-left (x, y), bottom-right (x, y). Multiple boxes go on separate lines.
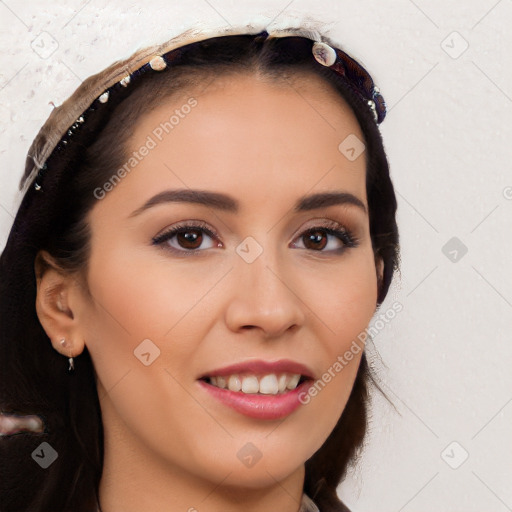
top-left (220, 461), bottom-right (304, 489)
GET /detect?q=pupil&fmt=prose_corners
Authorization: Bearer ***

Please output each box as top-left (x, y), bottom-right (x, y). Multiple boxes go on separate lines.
top-left (305, 230), bottom-right (326, 250)
top-left (178, 230), bottom-right (202, 249)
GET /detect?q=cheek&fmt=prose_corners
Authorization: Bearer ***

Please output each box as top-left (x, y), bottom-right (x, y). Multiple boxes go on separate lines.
top-left (283, 248), bottom-right (376, 439)
top-left (85, 241), bottom-right (226, 337)
top-left (306, 248), bottom-right (378, 349)
top-left (82, 242), bottom-right (233, 393)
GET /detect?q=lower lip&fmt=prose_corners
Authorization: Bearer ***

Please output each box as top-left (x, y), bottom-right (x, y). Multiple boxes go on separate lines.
top-left (197, 379), bottom-right (312, 420)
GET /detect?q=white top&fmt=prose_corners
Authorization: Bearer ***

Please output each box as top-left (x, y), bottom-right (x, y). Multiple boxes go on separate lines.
top-left (300, 493), bottom-right (321, 512)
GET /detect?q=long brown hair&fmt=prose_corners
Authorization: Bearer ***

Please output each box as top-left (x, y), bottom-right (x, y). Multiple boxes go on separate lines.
top-left (0, 28), bottom-right (399, 512)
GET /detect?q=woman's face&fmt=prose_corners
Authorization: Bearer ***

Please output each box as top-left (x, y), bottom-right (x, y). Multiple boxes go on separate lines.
top-left (77, 72), bottom-right (379, 489)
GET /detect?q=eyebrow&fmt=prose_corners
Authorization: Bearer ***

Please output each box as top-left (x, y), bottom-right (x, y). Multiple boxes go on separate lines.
top-left (128, 188), bottom-right (367, 218)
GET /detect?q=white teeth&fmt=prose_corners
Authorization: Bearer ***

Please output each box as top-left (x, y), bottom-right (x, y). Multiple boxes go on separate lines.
top-left (259, 374), bottom-right (279, 394)
top-left (278, 374), bottom-right (287, 393)
top-left (228, 375), bottom-right (242, 392)
top-left (286, 374), bottom-right (300, 390)
top-left (241, 375), bottom-right (259, 393)
top-left (207, 373), bottom-right (303, 394)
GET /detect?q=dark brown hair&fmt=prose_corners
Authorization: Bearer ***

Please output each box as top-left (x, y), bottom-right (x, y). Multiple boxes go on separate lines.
top-left (0, 30), bottom-right (399, 512)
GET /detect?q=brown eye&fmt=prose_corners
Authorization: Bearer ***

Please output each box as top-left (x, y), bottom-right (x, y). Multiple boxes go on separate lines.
top-left (291, 223), bottom-right (358, 253)
top-left (152, 222), bottom-right (220, 254)
top-left (303, 230), bottom-right (328, 250)
top-left (176, 229), bottom-right (203, 249)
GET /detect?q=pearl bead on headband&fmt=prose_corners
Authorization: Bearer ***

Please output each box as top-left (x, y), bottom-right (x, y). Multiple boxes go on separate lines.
top-left (311, 41), bottom-right (383, 123)
top-left (26, 26), bottom-right (386, 194)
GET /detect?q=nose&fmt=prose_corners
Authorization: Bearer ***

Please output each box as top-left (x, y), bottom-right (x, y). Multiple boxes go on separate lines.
top-left (224, 248), bottom-right (306, 339)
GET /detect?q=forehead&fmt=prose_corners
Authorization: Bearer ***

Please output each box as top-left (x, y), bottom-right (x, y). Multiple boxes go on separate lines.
top-left (94, 72), bottom-right (367, 217)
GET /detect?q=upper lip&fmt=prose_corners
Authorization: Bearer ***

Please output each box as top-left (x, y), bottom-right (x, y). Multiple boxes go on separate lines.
top-left (198, 359), bottom-right (316, 380)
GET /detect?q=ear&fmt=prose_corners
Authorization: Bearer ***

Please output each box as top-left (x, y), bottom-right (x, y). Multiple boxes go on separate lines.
top-left (34, 250), bottom-right (86, 358)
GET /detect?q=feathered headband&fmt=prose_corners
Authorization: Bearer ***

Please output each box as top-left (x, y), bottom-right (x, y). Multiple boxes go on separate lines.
top-left (21, 24), bottom-right (386, 196)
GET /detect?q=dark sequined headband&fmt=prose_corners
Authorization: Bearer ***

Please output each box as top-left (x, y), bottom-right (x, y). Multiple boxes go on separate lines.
top-left (27, 27), bottom-right (386, 193)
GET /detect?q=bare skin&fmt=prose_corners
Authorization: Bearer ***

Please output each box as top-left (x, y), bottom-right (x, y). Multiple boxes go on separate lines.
top-left (35, 72), bottom-right (382, 512)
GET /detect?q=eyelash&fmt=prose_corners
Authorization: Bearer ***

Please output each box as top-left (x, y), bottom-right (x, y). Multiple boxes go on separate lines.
top-left (152, 219), bottom-right (360, 256)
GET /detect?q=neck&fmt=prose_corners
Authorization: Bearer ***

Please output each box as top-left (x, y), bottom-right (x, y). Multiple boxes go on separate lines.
top-left (97, 384), bottom-right (306, 512)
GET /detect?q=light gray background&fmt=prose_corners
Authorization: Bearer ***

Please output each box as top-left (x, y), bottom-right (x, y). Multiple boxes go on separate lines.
top-left (1, 1), bottom-right (511, 511)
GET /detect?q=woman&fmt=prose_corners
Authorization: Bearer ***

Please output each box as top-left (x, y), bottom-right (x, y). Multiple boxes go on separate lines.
top-left (0, 21), bottom-right (399, 512)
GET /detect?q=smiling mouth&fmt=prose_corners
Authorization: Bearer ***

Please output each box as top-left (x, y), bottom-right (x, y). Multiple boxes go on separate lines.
top-left (199, 373), bottom-right (309, 395)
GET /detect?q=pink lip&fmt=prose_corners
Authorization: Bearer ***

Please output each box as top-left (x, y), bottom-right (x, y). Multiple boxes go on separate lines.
top-left (197, 359), bottom-right (316, 420)
top-left (198, 359), bottom-right (315, 380)
top-left (197, 379), bottom-right (313, 420)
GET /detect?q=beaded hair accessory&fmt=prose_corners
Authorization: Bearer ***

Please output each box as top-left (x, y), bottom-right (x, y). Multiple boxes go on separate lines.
top-left (23, 25), bottom-right (386, 194)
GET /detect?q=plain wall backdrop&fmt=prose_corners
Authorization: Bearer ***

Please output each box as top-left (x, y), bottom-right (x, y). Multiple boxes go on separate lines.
top-left (1, 1), bottom-right (511, 510)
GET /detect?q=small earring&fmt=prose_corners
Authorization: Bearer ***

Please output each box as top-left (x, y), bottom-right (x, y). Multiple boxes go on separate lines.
top-left (60, 338), bottom-right (75, 374)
